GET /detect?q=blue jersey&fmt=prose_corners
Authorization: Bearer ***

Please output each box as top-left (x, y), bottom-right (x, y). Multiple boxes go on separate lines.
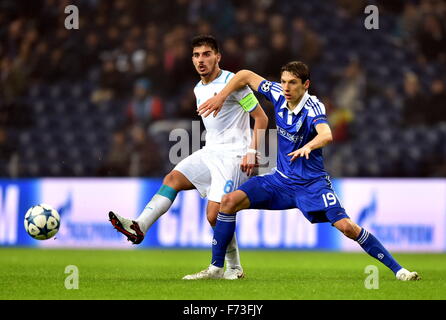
top-left (257, 80), bottom-right (329, 183)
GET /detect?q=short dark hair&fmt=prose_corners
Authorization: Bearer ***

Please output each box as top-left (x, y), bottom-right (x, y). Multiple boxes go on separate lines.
top-left (281, 61), bottom-right (310, 83)
top-left (191, 35), bottom-right (219, 53)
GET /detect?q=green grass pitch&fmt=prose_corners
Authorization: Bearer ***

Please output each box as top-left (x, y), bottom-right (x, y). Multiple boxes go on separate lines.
top-left (1, 248), bottom-right (445, 300)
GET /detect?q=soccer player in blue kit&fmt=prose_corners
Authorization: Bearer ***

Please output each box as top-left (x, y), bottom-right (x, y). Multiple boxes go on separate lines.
top-left (183, 61), bottom-right (420, 281)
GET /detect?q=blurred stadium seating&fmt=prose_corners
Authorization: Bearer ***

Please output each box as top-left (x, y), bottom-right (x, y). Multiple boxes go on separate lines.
top-left (1, 0), bottom-right (445, 178)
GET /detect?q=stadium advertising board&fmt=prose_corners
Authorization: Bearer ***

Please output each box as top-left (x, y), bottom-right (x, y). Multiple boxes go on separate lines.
top-left (339, 179), bottom-right (446, 252)
top-left (1, 179), bottom-right (445, 251)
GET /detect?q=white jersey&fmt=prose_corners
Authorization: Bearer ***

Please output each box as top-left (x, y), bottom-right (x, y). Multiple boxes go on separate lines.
top-left (194, 70), bottom-right (256, 156)
top-left (174, 70), bottom-right (257, 202)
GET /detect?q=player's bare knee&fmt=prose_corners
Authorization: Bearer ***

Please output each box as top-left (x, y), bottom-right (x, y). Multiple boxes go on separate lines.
top-left (163, 171), bottom-right (186, 190)
top-left (163, 172), bottom-right (176, 187)
top-left (350, 222), bottom-right (362, 239)
top-left (220, 193), bottom-right (238, 214)
top-left (336, 219), bottom-right (358, 239)
top-left (207, 212), bottom-right (217, 227)
top-left (343, 223), bottom-right (360, 239)
top-left (343, 226), bottom-right (357, 239)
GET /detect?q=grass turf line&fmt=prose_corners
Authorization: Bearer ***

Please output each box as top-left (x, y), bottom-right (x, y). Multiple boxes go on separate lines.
top-left (0, 248), bottom-right (444, 300)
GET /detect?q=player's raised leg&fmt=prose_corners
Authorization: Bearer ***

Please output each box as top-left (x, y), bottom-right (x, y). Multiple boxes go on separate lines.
top-left (183, 190), bottom-right (250, 280)
top-left (109, 170), bottom-right (194, 244)
top-left (333, 217), bottom-right (420, 281)
top-left (206, 200), bottom-right (244, 280)
top-left (136, 170), bottom-right (194, 232)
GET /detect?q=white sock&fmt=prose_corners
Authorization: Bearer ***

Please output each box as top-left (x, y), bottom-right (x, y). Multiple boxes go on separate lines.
top-left (136, 194), bottom-right (173, 234)
top-left (225, 233), bottom-right (242, 269)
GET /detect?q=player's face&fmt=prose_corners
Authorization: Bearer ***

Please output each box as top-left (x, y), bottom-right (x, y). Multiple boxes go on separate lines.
top-left (192, 45), bottom-right (221, 77)
top-left (280, 71), bottom-right (310, 104)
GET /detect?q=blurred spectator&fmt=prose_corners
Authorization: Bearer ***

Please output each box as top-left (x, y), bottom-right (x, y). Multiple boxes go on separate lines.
top-left (21, 28), bottom-right (39, 58)
top-left (171, 0), bottom-right (192, 25)
top-left (416, 14), bottom-right (446, 63)
top-left (81, 32), bottom-right (101, 73)
top-left (243, 33), bottom-right (268, 74)
top-left (419, 0), bottom-right (446, 17)
top-left (129, 125), bottom-right (163, 177)
top-left (332, 58), bottom-right (365, 114)
top-left (97, 129), bottom-right (131, 177)
top-left (234, 6), bottom-right (255, 36)
top-left (264, 32), bottom-right (293, 79)
top-left (0, 56), bottom-right (27, 103)
top-left (402, 72), bottom-right (427, 126)
top-left (125, 79), bottom-right (163, 127)
top-left (290, 18), bottom-right (322, 65)
top-left (128, 26), bottom-right (143, 42)
top-left (269, 14), bottom-right (286, 34)
top-left (143, 23), bottom-right (160, 53)
top-left (45, 49), bottom-right (65, 83)
top-left (397, 2), bottom-right (421, 44)
top-left (203, 0), bottom-right (235, 36)
top-left (221, 37), bottom-right (242, 73)
top-left (5, 19), bottom-right (24, 58)
top-left (195, 20), bottom-right (214, 35)
top-left (252, 9), bottom-right (269, 37)
top-left (116, 38), bottom-right (138, 73)
top-left (28, 41), bottom-right (50, 82)
top-left (163, 41), bottom-right (195, 96)
top-left (103, 26), bottom-right (122, 53)
top-left (175, 91), bottom-right (198, 120)
top-left (91, 59), bottom-right (125, 103)
top-left (323, 96), bottom-right (353, 142)
top-left (427, 78), bottom-right (446, 124)
top-left (139, 52), bottom-right (164, 94)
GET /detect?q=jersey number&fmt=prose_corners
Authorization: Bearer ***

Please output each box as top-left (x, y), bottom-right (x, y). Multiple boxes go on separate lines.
top-left (322, 192), bottom-right (337, 207)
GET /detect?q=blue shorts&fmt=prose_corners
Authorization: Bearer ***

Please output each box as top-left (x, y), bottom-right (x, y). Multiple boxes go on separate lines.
top-left (238, 171), bottom-right (349, 224)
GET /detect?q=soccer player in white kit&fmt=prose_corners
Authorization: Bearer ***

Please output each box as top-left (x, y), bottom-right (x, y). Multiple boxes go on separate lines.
top-left (109, 35), bottom-right (268, 280)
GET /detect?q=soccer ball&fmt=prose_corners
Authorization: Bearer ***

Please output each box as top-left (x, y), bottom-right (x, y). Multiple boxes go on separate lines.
top-left (24, 204), bottom-right (60, 240)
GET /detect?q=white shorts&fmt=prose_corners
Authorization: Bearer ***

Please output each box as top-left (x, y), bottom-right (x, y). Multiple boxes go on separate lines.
top-left (173, 148), bottom-right (249, 203)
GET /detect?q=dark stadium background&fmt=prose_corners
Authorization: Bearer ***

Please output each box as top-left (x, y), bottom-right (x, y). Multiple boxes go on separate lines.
top-left (1, 0), bottom-right (445, 179)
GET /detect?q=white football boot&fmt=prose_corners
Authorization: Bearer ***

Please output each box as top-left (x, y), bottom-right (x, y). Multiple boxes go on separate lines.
top-left (396, 268), bottom-right (421, 281)
top-left (182, 265), bottom-right (224, 280)
top-left (223, 266), bottom-right (245, 280)
top-left (109, 211), bottom-right (145, 244)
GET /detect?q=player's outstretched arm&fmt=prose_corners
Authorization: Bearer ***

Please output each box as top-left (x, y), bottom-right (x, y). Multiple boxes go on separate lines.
top-left (241, 105), bottom-right (268, 176)
top-left (288, 123), bottom-right (333, 161)
top-left (198, 70), bottom-right (265, 117)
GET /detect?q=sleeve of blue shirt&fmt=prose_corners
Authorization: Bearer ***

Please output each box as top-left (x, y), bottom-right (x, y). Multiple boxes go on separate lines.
top-left (257, 80), bottom-right (283, 106)
top-left (307, 97), bottom-right (329, 128)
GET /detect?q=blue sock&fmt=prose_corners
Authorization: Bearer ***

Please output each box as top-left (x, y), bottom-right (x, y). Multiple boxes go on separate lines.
top-left (356, 228), bottom-right (402, 274)
top-left (211, 213), bottom-right (237, 268)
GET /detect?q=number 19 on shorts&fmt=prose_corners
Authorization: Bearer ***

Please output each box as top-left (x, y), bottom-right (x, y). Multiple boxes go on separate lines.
top-left (322, 192), bottom-right (338, 207)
